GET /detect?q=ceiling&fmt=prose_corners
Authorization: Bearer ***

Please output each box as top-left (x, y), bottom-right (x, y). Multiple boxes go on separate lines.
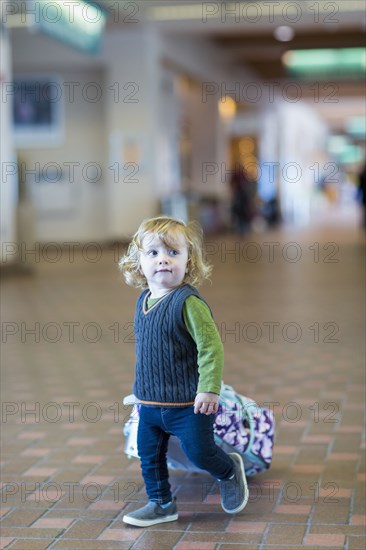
top-left (98, 0), bottom-right (366, 134)
top-left (99, 1), bottom-right (366, 80)
top-left (9, 1), bottom-right (366, 135)
top-left (211, 29), bottom-right (365, 79)
top-left (11, 1), bottom-right (365, 82)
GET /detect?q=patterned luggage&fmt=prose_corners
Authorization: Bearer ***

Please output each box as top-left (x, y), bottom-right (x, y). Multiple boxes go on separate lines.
top-left (123, 382), bottom-right (275, 477)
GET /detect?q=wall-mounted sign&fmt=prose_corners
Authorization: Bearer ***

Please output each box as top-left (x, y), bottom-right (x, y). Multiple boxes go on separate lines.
top-left (13, 74), bottom-right (64, 148)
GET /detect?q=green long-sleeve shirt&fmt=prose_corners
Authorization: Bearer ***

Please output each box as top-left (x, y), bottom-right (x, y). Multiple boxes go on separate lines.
top-left (147, 294), bottom-right (223, 395)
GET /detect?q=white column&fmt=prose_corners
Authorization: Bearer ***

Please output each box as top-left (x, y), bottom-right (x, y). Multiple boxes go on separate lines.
top-left (103, 28), bottom-right (161, 239)
top-left (0, 21), bottom-right (18, 264)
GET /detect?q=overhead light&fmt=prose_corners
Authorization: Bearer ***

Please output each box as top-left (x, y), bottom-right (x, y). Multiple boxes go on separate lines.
top-left (282, 48), bottom-right (366, 78)
top-left (327, 134), bottom-right (363, 164)
top-left (218, 97), bottom-right (237, 120)
top-left (346, 116), bottom-right (366, 137)
top-left (274, 26), bottom-right (295, 42)
top-left (328, 135), bottom-right (349, 155)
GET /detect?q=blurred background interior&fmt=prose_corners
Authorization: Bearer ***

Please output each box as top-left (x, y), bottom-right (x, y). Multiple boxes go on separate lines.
top-left (1, 3), bottom-right (366, 549)
top-left (0, 4), bottom-right (366, 550)
top-left (1, 0), bottom-right (365, 258)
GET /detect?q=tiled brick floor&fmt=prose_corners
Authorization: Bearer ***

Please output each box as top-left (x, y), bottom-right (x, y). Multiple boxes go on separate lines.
top-left (1, 218), bottom-right (365, 549)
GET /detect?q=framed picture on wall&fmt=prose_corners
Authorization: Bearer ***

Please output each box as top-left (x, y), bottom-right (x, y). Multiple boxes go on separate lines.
top-left (13, 74), bottom-right (65, 148)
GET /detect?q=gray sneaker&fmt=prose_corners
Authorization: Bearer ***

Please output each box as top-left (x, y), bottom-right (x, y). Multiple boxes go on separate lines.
top-left (122, 498), bottom-right (178, 527)
top-left (219, 453), bottom-right (248, 514)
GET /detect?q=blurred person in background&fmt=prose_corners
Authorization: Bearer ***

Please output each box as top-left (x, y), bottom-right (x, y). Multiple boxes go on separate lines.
top-left (229, 166), bottom-right (256, 234)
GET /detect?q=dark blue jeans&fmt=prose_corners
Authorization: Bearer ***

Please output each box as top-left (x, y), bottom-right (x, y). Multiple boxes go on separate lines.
top-left (137, 405), bottom-right (235, 504)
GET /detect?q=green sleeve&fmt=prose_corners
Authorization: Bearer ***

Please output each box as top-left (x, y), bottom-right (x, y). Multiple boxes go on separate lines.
top-left (183, 295), bottom-right (223, 395)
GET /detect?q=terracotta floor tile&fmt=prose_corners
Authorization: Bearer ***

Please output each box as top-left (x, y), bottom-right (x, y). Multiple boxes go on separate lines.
top-left (226, 520), bottom-right (267, 533)
top-left (328, 452), bottom-right (359, 461)
top-left (99, 528), bottom-right (143, 541)
top-left (61, 422), bottom-right (88, 430)
top-left (22, 467), bottom-right (58, 477)
top-left (26, 489), bottom-right (65, 501)
top-left (276, 504), bottom-right (312, 515)
top-left (80, 475), bottom-right (115, 485)
top-left (302, 435), bottom-right (333, 444)
top-left (53, 542), bottom-right (132, 549)
top-left (87, 390), bottom-right (109, 397)
top-left (291, 465), bottom-right (325, 474)
top-left (319, 487), bottom-right (352, 498)
top-left (347, 536), bottom-right (366, 550)
top-left (1, 509), bottom-right (47, 528)
top-left (17, 432), bottom-right (46, 440)
top-left (107, 427), bottom-right (122, 435)
top-left (175, 543), bottom-right (216, 549)
top-left (274, 446), bottom-right (298, 454)
top-left (351, 515), bottom-right (366, 525)
top-left (343, 402), bottom-right (365, 410)
top-left (182, 531), bottom-right (262, 544)
top-left (0, 527), bottom-right (63, 539)
top-left (72, 455), bottom-right (105, 464)
top-left (89, 500), bottom-right (126, 511)
top-left (305, 533), bottom-right (346, 547)
top-left (265, 523), bottom-right (306, 545)
top-left (280, 420), bottom-right (309, 429)
top-left (66, 437), bottom-right (98, 446)
top-left (337, 425), bottom-right (364, 434)
top-left (61, 519), bottom-right (111, 539)
top-left (0, 538), bottom-right (15, 549)
top-left (10, 541), bottom-right (64, 550)
top-left (31, 517), bottom-right (74, 528)
top-left (131, 530), bottom-right (182, 548)
top-left (20, 448), bottom-right (51, 457)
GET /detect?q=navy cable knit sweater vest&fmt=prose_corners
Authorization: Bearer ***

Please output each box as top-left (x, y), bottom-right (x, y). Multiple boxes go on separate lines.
top-left (133, 284), bottom-right (208, 404)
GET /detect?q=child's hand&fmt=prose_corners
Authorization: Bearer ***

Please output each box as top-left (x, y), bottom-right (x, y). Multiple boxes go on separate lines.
top-left (194, 392), bottom-right (219, 415)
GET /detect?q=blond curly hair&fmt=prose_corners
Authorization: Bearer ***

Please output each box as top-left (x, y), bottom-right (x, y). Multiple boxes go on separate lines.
top-left (119, 216), bottom-right (212, 288)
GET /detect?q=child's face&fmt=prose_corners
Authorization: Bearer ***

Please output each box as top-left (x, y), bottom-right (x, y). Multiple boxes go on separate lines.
top-left (139, 232), bottom-right (189, 297)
